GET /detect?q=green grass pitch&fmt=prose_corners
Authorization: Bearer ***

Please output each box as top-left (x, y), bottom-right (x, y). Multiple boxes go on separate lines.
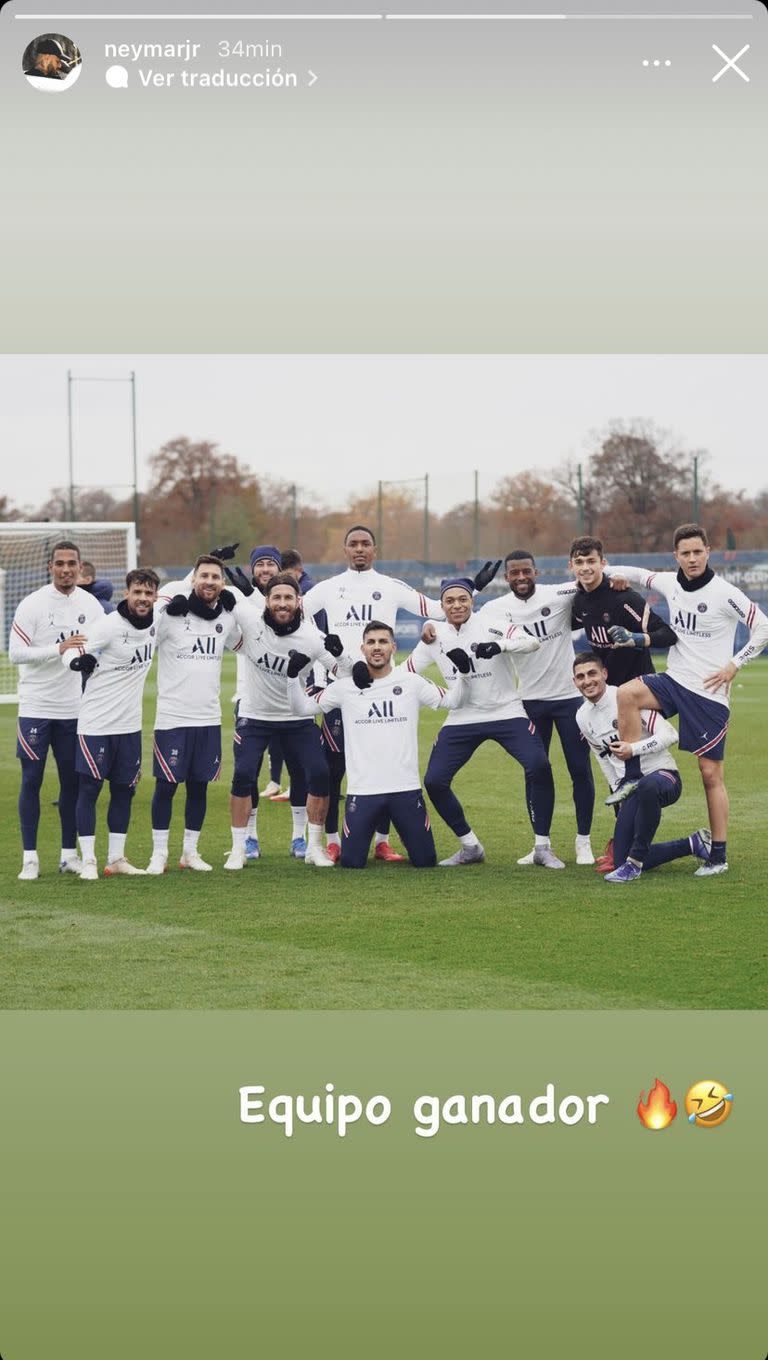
top-left (1, 657), bottom-right (766, 1009)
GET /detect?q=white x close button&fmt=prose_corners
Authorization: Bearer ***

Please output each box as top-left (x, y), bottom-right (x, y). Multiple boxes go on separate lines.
top-left (712, 44), bottom-right (750, 83)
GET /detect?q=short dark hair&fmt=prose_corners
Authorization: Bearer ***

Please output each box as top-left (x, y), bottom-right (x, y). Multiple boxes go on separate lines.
top-left (504, 550), bottom-right (536, 568)
top-left (79, 560), bottom-right (95, 576)
top-left (569, 536), bottom-right (604, 560)
top-left (344, 524), bottom-right (376, 545)
top-left (673, 522), bottom-right (709, 549)
top-left (363, 619), bottom-right (394, 640)
top-left (572, 651), bottom-right (606, 671)
top-left (280, 549), bottom-right (303, 570)
top-left (126, 567), bottom-right (160, 591)
top-left (265, 571), bottom-right (300, 596)
top-left (49, 540), bottom-right (80, 561)
top-left (193, 554), bottom-right (225, 574)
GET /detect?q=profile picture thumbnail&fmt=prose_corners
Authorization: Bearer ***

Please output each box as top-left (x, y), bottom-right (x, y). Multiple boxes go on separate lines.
top-left (22, 33), bottom-right (82, 91)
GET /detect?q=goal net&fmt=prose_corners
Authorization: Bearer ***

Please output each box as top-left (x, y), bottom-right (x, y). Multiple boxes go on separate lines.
top-left (0, 521), bottom-right (137, 703)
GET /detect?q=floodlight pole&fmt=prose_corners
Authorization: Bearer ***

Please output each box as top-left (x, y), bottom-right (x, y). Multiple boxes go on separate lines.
top-left (67, 370), bottom-right (75, 520)
top-left (423, 473), bottom-right (430, 564)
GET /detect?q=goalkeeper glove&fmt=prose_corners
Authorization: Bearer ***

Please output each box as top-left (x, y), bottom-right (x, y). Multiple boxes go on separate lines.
top-left (446, 647), bottom-right (471, 674)
top-left (209, 541), bottom-right (240, 561)
top-left (608, 625), bottom-right (645, 649)
top-left (352, 661), bottom-right (373, 690)
top-left (472, 559), bottom-right (502, 592)
top-left (287, 651), bottom-right (311, 678)
top-left (472, 641), bottom-right (501, 659)
top-left (224, 566), bottom-right (254, 597)
top-left (323, 633), bottom-right (344, 658)
top-left (165, 594), bottom-right (189, 617)
top-left (69, 653), bottom-right (97, 676)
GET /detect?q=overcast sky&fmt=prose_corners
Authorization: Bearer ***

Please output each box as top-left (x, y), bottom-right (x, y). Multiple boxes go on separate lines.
top-left (1, 355), bottom-right (765, 516)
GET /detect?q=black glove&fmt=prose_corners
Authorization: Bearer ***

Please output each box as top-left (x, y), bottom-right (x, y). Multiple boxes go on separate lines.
top-left (472, 559), bottom-right (502, 592)
top-left (68, 653), bottom-right (97, 676)
top-left (446, 647), bottom-right (471, 674)
top-left (472, 641), bottom-right (501, 659)
top-left (323, 632), bottom-right (344, 658)
top-left (165, 594), bottom-right (189, 616)
top-left (287, 651), bottom-right (311, 678)
top-left (352, 661), bottom-right (373, 690)
top-left (224, 566), bottom-right (254, 597)
top-left (209, 542), bottom-right (240, 561)
top-left (219, 589), bottom-right (236, 612)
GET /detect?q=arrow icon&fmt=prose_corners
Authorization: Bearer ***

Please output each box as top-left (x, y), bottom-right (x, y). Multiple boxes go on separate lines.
top-left (307, 69), bottom-right (318, 86)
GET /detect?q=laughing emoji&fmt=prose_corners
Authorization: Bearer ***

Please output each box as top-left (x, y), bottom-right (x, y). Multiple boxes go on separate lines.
top-left (685, 1080), bottom-right (733, 1128)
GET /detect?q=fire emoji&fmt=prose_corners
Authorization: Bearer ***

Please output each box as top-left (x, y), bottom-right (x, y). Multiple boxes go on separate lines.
top-left (637, 1079), bottom-right (677, 1130)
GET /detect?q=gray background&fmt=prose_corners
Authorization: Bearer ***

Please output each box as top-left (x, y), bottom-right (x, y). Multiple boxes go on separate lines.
top-left (1, 0), bottom-right (766, 352)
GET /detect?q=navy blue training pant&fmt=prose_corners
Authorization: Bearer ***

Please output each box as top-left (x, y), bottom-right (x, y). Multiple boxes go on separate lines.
top-left (17, 716), bottom-right (78, 851)
top-left (341, 790), bottom-right (436, 868)
top-left (613, 769), bottom-right (689, 868)
top-left (151, 779), bottom-right (208, 832)
top-left (76, 776), bottom-right (135, 836)
top-left (522, 696), bottom-right (595, 836)
top-left (231, 718), bottom-right (327, 803)
top-left (424, 719), bottom-right (554, 838)
top-left (321, 705), bottom-right (390, 838)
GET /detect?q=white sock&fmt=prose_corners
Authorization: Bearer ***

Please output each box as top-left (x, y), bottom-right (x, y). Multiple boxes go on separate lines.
top-left (108, 833), bottom-right (126, 863)
top-left (291, 806), bottom-right (307, 838)
top-left (152, 829), bottom-right (169, 855)
top-left (246, 810), bottom-right (257, 837)
top-left (327, 832), bottom-right (341, 848)
top-left (183, 829), bottom-right (200, 854)
top-left (23, 849), bottom-right (39, 864)
top-left (374, 832), bottom-right (389, 846)
top-left (534, 835), bottom-right (551, 848)
top-left (78, 836), bottom-right (96, 861)
top-left (575, 834), bottom-right (592, 849)
top-left (61, 846), bottom-right (78, 862)
top-left (460, 831), bottom-right (479, 848)
top-left (231, 826), bottom-right (247, 851)
top-left (308, 822), bottom-right (323, 848)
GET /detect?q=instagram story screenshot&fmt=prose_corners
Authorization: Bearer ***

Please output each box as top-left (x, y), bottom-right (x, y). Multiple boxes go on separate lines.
top-left (0, 2), bottom-right (766, 1357)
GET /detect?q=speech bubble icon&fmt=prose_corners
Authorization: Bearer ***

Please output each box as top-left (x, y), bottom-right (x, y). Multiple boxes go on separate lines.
top-left (106, 65), bottom-right (128, 88)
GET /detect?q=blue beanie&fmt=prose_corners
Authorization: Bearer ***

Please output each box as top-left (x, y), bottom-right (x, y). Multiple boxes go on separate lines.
top-left (440, 576), bottom-right (475, 597)
top-left (250, 544), bottom-right (282, 571)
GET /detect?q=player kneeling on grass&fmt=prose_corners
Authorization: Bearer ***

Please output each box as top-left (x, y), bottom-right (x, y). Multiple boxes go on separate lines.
top-left (287, 621), bottom-right (470, 869)
top-left (572, 653), bottom-right (711, 883)
top-left (66, 569), bottom-right (160, 879)
top-left (226, 573), bottom-right (350, 869)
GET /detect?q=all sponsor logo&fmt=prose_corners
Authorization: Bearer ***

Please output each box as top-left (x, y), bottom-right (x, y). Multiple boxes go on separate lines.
top-left (368, 700), bottom-right (395, 718)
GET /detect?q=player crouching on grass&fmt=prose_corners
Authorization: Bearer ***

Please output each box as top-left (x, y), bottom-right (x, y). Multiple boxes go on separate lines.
top-left (572, 652), bottom-right (711, 883)
top-left (66, 569), bottom-right (160, 879)
top-left (287, 621), bottom-right (470, 869)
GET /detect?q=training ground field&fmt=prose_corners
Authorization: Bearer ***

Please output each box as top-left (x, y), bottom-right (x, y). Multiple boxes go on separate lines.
top-left (1, 657), bottom-right (766, 1010)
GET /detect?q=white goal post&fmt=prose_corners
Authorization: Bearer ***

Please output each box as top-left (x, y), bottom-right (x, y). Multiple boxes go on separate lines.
top-left (0, 521), bottom-right (137, 703)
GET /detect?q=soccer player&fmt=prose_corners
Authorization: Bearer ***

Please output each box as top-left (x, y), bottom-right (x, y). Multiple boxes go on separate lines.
top-left (147, 555), bottom-right (243, 874)
top-left (65, 568), bottom-right (160, 879)
top-left (406, 578), bottom-right (557, 867)
top-left (10, 539), bottom-right (104, 880)
top-left (302, 524), bottom-right (500, 861)
top-left (287, 621), bottom-right (469, 868)
top-left (223, 545), bottom-right (291, 807)
top-left (569, 536), bottom-right (678, 685)
top-left (280, 548), bottom-right (316, 595)
top-left (572, 652), bottom-right (712, 882)
top-left (225, 572), bottom-right (348, 869)
top-left (609, 524), bottom-right (768, 876)
top-left (477, 550), bottom-right (596, 865)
